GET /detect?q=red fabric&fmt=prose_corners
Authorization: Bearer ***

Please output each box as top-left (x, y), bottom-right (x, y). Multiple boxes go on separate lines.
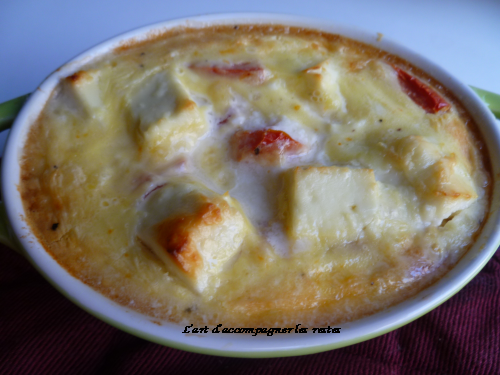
top-left (1, 245), bottom-right (499, 375)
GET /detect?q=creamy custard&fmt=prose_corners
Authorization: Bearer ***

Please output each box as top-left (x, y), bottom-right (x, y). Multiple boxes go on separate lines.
top-left (20, 25), bottom-right (490, 327)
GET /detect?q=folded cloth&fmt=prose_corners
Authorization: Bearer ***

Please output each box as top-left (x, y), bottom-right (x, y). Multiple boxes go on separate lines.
top-left (1, 245), bottom-right (499, 375)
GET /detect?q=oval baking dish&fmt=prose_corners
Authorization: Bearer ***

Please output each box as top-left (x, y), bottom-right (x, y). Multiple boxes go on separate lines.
top-left (1, 14), bottom-right (500, 357)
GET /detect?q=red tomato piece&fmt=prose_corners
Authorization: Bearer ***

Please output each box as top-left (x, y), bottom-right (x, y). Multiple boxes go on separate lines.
top-left (231, 129), bottom-right (303, 163)
top-left (189, 62), bottom-right (268, 84)
top-left (393, 66), bottom-right (450, 114)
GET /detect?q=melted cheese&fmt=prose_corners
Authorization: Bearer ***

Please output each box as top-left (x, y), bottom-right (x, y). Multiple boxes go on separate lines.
top-left (20, 26), bottom-right (490, 327)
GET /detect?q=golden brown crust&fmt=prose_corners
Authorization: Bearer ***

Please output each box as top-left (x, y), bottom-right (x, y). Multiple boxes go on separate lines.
top-left (155, 202), bottom-right (224, 277)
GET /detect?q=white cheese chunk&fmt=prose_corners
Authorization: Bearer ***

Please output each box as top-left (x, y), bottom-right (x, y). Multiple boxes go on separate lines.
top-left (282, 166), bottom-right (379, 250)
top-left (138, 182), bottom-right (249, 293)
top-left (393, 135), bottom-right (442, 173)
top-left (301, 59), bottom-right (346, 113)
top-left (130, 70), bottom-right (208, 162)
top-left (371, 182), bottom-right (422, 256)
top-left (392, 136), bottom-right (478, 225)
top-left (419, 157), bottom-right (478, 225)
top-left (64, 69), bottom-right (103, 117)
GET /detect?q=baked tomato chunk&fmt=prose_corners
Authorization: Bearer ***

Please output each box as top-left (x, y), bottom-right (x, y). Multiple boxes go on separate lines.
top-left (189, 62), bottom-right (268, 84)
top-left (231, 129), bottom-right (303, 164)
top-left (393, 66), bottom-right (450, 114)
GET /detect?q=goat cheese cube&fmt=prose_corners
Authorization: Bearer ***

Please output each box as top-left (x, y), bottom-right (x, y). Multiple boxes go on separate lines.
top-left (138, 182), bottom-right (249, 293)
top-left (130, 70), bottom-right (208, 162)
top-left (282, 166), bottom-right (379, 250)
top-left (65, 69), bottom-right (103, 116)
top-left (392, 136), bottom-right (478, 225)
top-left (301, 59), bottom-right (346, 113)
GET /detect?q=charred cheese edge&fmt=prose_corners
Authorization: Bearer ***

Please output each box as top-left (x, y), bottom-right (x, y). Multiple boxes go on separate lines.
top-left (20, 25), bottom-right (490, 327)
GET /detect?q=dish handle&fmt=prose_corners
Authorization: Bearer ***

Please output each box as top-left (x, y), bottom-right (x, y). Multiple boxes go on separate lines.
top-left (0, 201), bottom-right (22, 254)
top-left (0, 94), bottom-right (30, 255)
top-left (470, 87), bottom-right (500, 119)
top-left (0, 94), bottom-right (30, 131)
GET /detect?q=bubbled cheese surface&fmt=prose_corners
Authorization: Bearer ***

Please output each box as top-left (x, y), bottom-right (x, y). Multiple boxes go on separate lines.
top-left (20, 25), bottom-right (490, 327)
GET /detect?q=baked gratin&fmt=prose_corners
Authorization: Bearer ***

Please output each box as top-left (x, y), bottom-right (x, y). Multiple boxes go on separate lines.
top-left (20, 25), bottom-right (491, 327)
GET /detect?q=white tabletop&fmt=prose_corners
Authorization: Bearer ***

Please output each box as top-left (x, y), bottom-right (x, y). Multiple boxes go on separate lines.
top-left (1, 0), bottom-right (499, 150)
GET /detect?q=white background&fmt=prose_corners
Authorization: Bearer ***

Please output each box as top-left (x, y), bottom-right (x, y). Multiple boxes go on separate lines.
top-left (1, 0), bottom-right (499, 148)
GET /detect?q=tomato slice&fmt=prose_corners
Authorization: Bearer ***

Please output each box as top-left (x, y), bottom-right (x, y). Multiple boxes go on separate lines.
top-left (393, 66), bottom-right (450, 114)
top-left (189, 62), bottom-right (268, 84)
top-left (231, 129), bottom-right (303, 163)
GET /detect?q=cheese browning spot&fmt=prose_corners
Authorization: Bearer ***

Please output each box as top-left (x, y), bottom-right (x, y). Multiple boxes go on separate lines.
top-left (155, 203), bottom-right (222, 277)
